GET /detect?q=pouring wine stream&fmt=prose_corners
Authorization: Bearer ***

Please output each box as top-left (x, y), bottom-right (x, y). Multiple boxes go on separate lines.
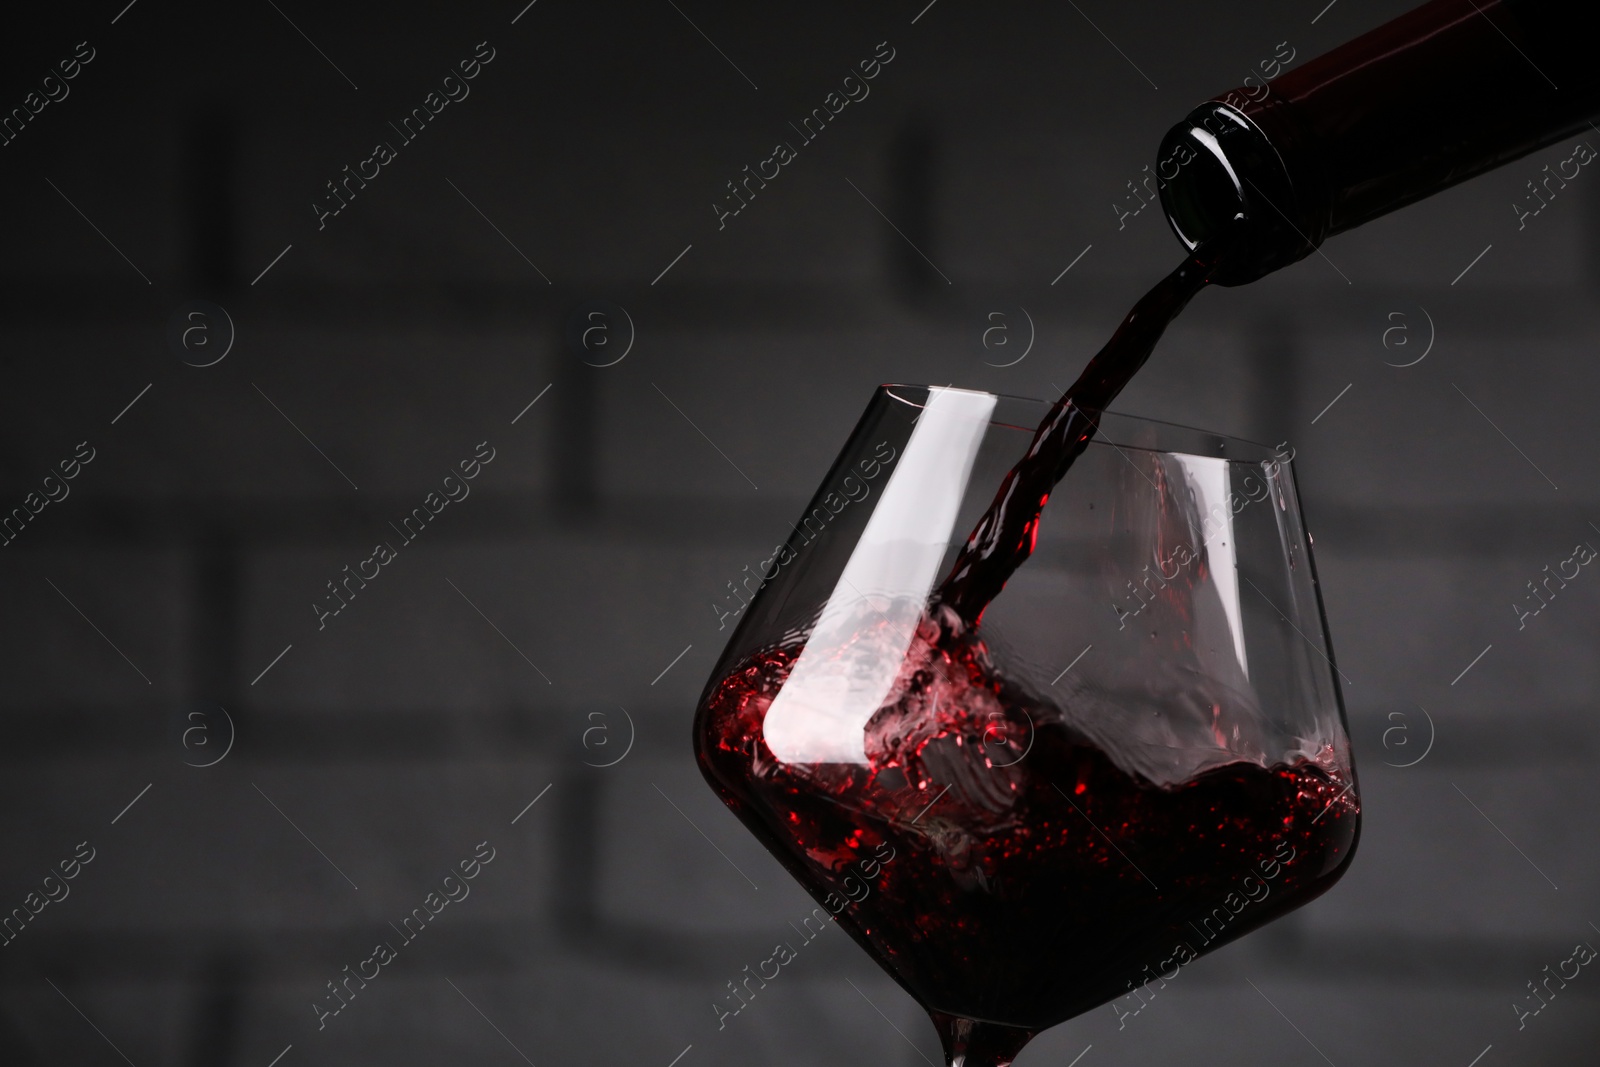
top-left (931, 223), bottom-right (1243, 632)
top-left (890, 222), bottom-right (1246, 1067)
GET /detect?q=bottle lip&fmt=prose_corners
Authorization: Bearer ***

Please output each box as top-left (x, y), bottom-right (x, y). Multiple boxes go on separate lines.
top-left (1163, 110), bottom-right (1250, 251)
top-left (1157, 101), bottom-right (1315, 286)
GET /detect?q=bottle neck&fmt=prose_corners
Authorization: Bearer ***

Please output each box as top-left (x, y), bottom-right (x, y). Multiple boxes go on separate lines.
top-left (1157, 102), bottom-right (1310, 286)
top-left (1158, 0), bottom-right (1600, 285)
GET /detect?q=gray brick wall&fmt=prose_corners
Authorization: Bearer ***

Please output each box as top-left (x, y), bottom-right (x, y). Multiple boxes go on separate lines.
top-left (1, 0), bottom-right (1597, 1064)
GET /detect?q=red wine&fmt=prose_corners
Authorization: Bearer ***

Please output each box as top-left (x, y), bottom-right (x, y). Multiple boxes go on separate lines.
top-left (693, 226), bottom-right (1354, 1062)
top-left (932, 234), bottom-right (1236, 627)
top-left (696, 627), bottom-right (1359, 1034)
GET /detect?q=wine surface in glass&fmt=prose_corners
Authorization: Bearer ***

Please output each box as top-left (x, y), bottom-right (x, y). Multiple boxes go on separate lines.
top-left (698, 627), bottom-right (1359, 1035)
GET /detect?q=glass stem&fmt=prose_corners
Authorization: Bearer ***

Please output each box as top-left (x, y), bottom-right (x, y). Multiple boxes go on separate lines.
top-left (929, 1012), bottom-right (1036, 1067)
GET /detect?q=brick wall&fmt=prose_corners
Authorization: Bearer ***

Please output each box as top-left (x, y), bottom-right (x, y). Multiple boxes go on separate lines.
top-left (0, 1), bottom-right (1596, 1064)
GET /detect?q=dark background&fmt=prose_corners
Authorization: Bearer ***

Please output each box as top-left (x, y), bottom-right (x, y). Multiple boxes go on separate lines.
top-left (1, 0), bottom-right (1597, 1064)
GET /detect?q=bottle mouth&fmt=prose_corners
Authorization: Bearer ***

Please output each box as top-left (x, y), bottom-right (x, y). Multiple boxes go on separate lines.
top-left (1157, 102), bottom-right (1311, 286)
top-left (1160, 115), bottom-right (1249, 251)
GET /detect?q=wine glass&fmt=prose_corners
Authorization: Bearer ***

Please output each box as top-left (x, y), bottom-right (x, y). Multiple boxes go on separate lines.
top-left (694, 385), bottom-right (1360, 1066)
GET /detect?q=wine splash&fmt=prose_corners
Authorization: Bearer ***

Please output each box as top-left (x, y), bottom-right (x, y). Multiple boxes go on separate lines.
top-left (698, 631), bottom-right (1358, 1035)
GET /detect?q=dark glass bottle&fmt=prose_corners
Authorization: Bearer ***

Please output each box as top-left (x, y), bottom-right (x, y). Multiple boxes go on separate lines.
top-left (1158, 0), bottom-right (1600, 284)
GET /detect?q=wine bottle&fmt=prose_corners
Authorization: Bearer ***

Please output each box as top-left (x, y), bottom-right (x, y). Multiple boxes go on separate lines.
top-left (1157, 0), bottom-right (1600, 284)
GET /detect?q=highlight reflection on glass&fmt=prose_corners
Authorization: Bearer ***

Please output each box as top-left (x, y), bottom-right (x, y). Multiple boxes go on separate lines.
top-left (764, 387), bottom-right (995, 765)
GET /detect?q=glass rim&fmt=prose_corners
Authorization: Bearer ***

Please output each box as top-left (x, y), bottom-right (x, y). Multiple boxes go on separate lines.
top-left (880, 383), bottom-right (1287, 466)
